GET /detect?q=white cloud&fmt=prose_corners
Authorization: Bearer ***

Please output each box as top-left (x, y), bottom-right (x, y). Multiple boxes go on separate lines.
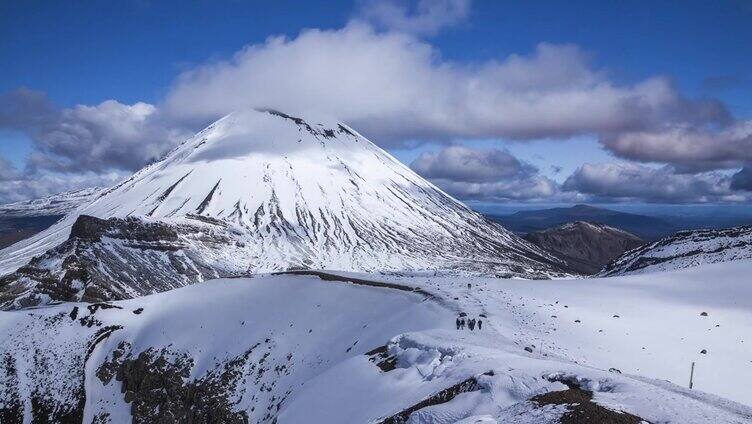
top-left (410, 145), bottom-right (536, 182)
top-left (409, 145), bottom-right (560, 201)
top-left (1, 16), bottom-right (748, 205)
top-left (164, 23), bottom-right (725, 146)
top-left (600, 120), bottom-right (752, 172)
top-left (1, 89), bottom-right (189, 173)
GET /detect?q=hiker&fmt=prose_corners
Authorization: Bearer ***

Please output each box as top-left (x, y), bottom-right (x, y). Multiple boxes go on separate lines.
top-left (468, 319), bottom-right (475, 331)
top-left (467, 283), bottom-right (472, 289)
top-left (456, 317), bottom-right (461, 330)
top-left (459, 318), bottom-right (465, 329)
top-left (477, 319), bottom-right (482, 330)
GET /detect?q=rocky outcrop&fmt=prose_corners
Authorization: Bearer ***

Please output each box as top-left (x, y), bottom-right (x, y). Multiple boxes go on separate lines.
top-left (1, 108), bottom-right (571, 308)
top-left (97, 343), bottom-right (251, 424)
top-left (600, 225), bottom-right (752, 276)
top-left (524, 221), bottom-right (643, 275)
top-left (0, 214), bottom-right (237, 310)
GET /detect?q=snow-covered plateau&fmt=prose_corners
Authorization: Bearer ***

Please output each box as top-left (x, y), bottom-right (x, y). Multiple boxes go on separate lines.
top-left (1, 261), bottom-right (750, 423)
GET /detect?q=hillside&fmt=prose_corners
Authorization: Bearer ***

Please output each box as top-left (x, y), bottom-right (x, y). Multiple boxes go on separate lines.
top-left (490, 204), bottom-right (677, 240)
top-left (1, 263), bottom-right (751, 422)
top-left (0, 109), bottom-right (568, 309)
top-left (524, 221), bottom-right (644, 274)
top-left (600, 225), bottom-right (752, 276)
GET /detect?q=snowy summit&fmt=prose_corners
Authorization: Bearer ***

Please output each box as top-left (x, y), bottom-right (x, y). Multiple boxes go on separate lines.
top-left (0, 109), bottom-right (568, 309)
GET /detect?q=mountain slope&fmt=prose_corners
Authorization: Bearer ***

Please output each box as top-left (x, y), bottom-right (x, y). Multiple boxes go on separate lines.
top-left (524, 221), bottom-right (644, 274)
top-left (0, 187), bottom-right (101, 218)
top-left (0, 187), bottom-right (101, 249)
top-left (0, 109), bottom-right (567, 308)
top-left (490, 204), bottom-right (677, 240)
top-left (600, 225), bottom-right (752, 276)
top-left (2, 266), bottom-right (751, 422)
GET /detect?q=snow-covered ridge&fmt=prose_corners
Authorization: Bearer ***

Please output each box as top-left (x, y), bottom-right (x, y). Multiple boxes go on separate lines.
top-left (0, 109), bottom-right (569, 308)
top-left (2, 263), bottom-right (751, 422)
top-left (599, 225), bottom-right (752, 276)
top-left (0, 187), bottom-right (102, 218)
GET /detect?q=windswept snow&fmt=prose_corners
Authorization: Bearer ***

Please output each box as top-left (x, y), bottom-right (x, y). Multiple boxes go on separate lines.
top-left (0, 187), bottom-right (102, 218)
top-left (601, 225), bottom-right (752, 276)
top-left (1, 262), bottom-right (751, 423)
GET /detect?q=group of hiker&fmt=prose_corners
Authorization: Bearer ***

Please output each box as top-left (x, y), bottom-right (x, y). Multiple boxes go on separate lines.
top-left (456, 315), bottom-right (482, 331)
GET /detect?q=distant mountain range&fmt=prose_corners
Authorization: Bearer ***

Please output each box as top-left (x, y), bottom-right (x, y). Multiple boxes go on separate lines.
top-left (488, 204), bottom-right (680, 241)
top-left (0, 188), bottom-right (102, 249)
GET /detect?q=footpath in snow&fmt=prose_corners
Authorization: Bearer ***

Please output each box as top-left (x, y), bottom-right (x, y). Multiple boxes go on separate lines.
top-left (1, 262), bottom-right (751, 423)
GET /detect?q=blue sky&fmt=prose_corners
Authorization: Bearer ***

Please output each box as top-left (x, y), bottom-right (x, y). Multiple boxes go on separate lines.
top-left (1, 0), bottom-right (751, 205)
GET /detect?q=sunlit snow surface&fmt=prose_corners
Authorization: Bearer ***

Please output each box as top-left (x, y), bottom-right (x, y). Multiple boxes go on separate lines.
top-left (1, 261), bottom-right (751, 423)
top-left (0, 109), bottom-right (563, 282)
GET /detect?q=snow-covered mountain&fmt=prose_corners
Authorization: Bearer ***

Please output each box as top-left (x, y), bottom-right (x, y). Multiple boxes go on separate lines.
top-left (0, 187), bottom-right (102, 218)
top-left (0, 188), bottom-right (102, 250)
top-left (524, 221), bottom-right (644, 275)
top-left (600, 225), bottom-right (752, 276)
top-left (0, 109), bottom-right (567, 309)
top-left (2, 264), bottom-right (751, 423)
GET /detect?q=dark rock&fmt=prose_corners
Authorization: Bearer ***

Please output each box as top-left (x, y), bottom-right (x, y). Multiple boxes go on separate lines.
top-left (376, 371), bottom-right (493, 424)
top-left (524, 221), bottom-right (643, 275)
top-left (532, 378), bottom-right (644, 424)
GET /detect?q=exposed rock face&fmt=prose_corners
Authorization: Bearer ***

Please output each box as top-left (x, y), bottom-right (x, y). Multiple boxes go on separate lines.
top-left (600, 225), bottom-right (752, 276)
top-left (524, 221), bottom-right (643, 275)
top-left (0, 215), bottom-right (239, 309)
top-left (97, 342), bottom-right (257, 424)
top-left (0, 109), bottom-right (569, 309)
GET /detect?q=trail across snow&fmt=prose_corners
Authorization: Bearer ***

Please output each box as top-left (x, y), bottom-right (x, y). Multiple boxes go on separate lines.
top-left (1, 262), bottom-right (751, 423)
top-left (338, 260), bottom-right (752, 408)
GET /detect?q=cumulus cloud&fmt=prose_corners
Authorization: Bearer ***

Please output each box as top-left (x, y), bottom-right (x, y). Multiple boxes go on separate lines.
top-left (0, 89), bottom-right (188, 174)
top-left (410, 145), bottom-right (559, 201)
top-left (2, 15), bottom-right (749, 205)
top-left (163, 23), bottom-right (725, 146)
top-left (562, 162), bottom-right (747, 203)
top-left (410, 145), bottom-right (536, 182)
top-left (601, 120), bottom-right (752, 172)
top-left (356, 0), bottom-right (471, 36)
